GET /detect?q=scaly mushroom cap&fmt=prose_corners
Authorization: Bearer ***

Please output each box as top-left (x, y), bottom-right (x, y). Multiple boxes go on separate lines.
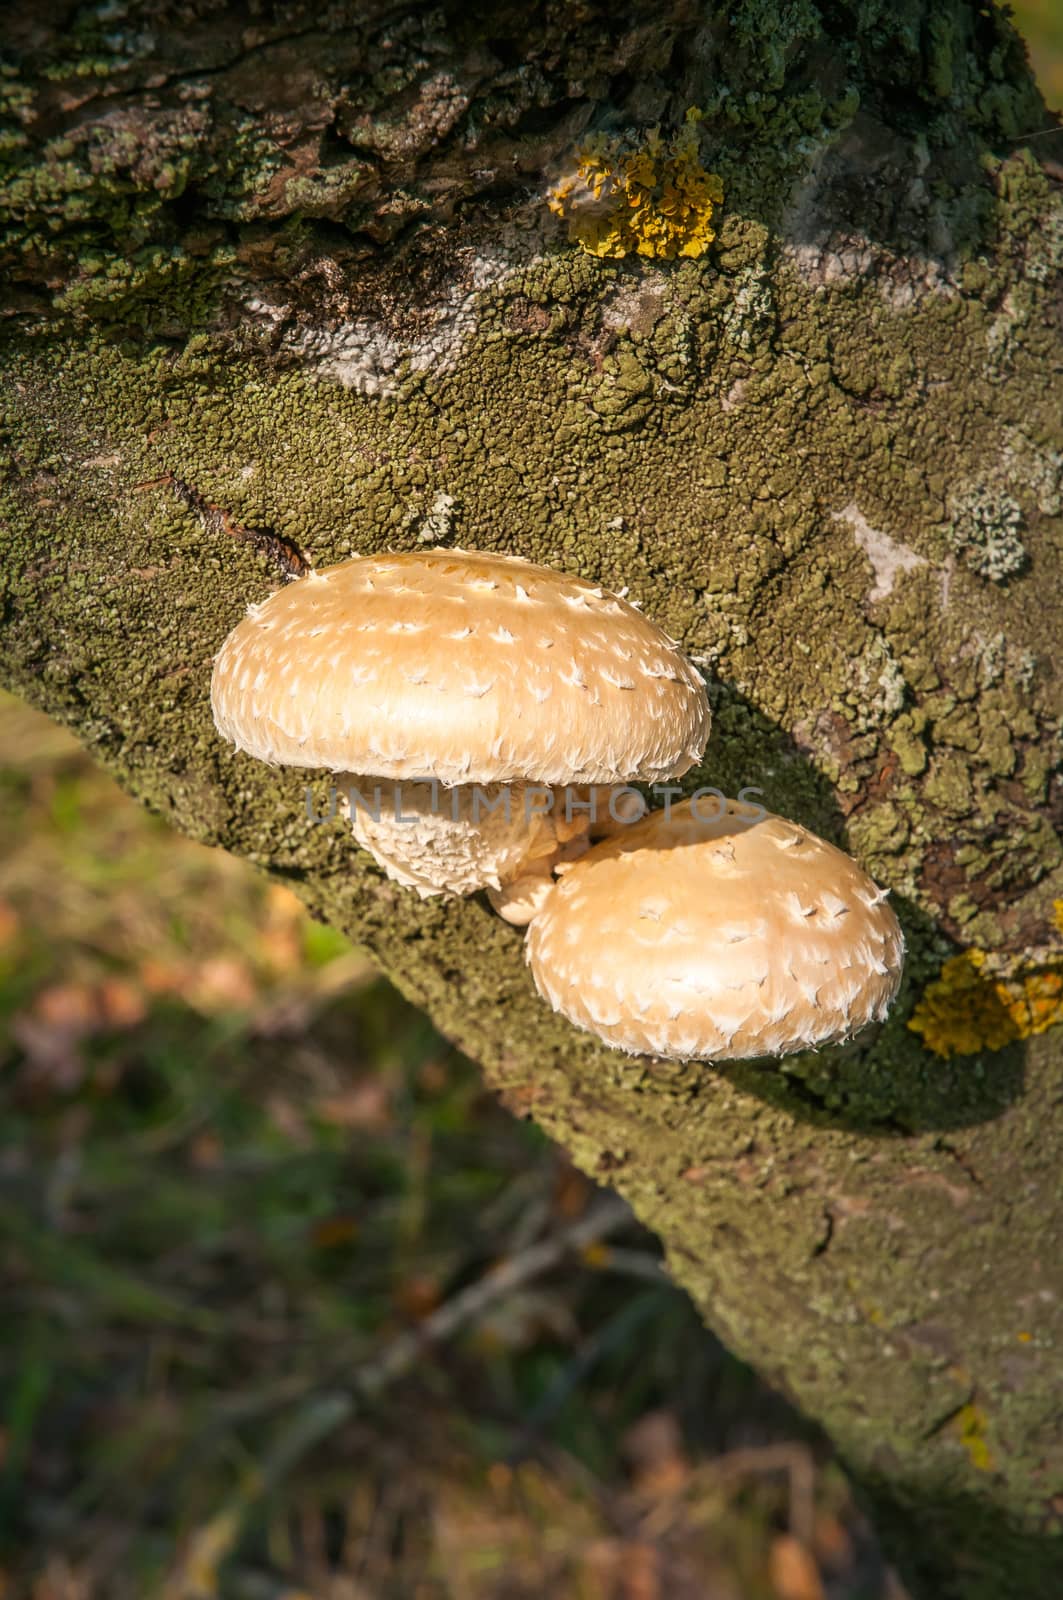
top-left (525, 799), bottom-right (904, 1060)
top-left (210, 549), bottom-right (709, 785)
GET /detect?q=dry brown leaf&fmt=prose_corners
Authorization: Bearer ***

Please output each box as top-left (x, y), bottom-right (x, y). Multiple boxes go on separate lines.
top-left (187, 956), bottom-right (257, 1013)
top-left (138, 957), bottom-right (189, 995)
top-left (264, 882), bottom-right (306, 923)
top-left (811, 1510), bottom-right (852, 1568)
top-left (187, 1131), bottom-right (224, 1171)
top-left (553, 1163), bottom-right (593, 1218)
top-left (97, 976), bottom-right (147, 1029)
top-left (33, 982), bottom-right (99, 1031)
top-left (620, 1540), bottom-right (661, 1600)
top-left (769, 1533), bottom-right (825, 1600)
top-left (310, 1215), bottom-right (360, 1250)
top-left (416, 1056), bottom-right (450, 1094)
top-left (315, 1079), bottom-right (392, 1131)
top-left (0, 898), bottom-right (20, 948)
top-left (257, 925), bottom-right (302, 974)
top-left (393, 1273), bottom-right (442, 1321)
top-left (623, 1411), bottom-right (690, 1499)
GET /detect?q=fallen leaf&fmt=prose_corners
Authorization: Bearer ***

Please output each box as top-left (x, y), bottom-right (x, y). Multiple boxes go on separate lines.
top-left (33, 982), bottom-right (98, 1032)
top-left (139, 958), bottom-right (188, 996)
top-left (315, 1079), bottom-right (392, 1131)
top-left (812, 1511), bottom-right (852, 1568)
top-left (188, 957), bottom-right (257, 1013)
top-left (769, 1534), bottom-right (825, 1600)
top-left (97, 976), bottom-right (147, 1029)
top-left (623, 1410), bottom-right (690, 1498)
top-left (0, 898), bottom-right (19, 948)
top-left (620, 1540), bottom-right (661, 1600)
top-left (187, 1131), bottom-right (223, 1171)
top-left (310, 1215), bottom-right (360, 1250)
top-left (553, 1163), bottom-right (592, 1218)
top-left (393, 1274), bottom-right (441, 1320)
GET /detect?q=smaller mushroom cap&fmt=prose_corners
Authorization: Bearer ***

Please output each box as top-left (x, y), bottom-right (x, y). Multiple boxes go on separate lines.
top-left (525, 799), bottom-right (904, 1060)
top-left (210, 549), bottom-right (709, 785)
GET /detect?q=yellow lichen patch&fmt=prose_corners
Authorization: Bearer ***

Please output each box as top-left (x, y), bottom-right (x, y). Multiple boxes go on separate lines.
top-left (1002, 964), bottom-right (1063, 1039)
top-left (953, 1403), bottom-right (994, 1473)
top-left (908, 948), bottom-right (1063, 1058)
top-left (1054, 898), bottom-right (1063, 936)
top-left (908, 951), bottom-right (1017, 1057)
top-left (547, 110), bottom-right (724, 260)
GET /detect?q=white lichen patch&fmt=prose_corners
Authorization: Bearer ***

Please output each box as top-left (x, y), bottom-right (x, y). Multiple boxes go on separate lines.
top-left (781, 135), bottom-right (959, 308)
top-left (976, 631), bottom-right (1008, 688)
top-left (784, 234), bottom-right (957, 308)
top-left (720, 262), bottom-right (775, 350)
top-left (1019, 192), bottom-right (1063, 287)
top-left (598, 273), bottom-right (668, 337)
top-left (413, 491), bottom-right (457, 543)
top-left (1003, 429), bottom-right (1063, 517)
top-left (964, 631), bottom-right (1040, 694)
top-left (833, 501), bottom-right (926, 602)
top-left (268, 251), bottom-right (519, 396)
top-left (984, 286), bottom-right (1031, 381)
top-left (844, 636), bottom-right (907, 732)
top-left (947, 485), bottom-right (1027, 582)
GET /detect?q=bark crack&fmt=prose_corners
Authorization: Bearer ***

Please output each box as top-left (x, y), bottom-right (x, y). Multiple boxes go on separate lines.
top-left (934, 1138), bottom-right (985, 1189)
top-left (133, 473), bottom-right (311, 581)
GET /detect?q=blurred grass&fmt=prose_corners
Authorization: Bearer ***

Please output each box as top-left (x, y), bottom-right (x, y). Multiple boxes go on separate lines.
top-left (1012, 0), bottom-right (1063, 108)
top-left (0, 690), bottom-right (903, 1599)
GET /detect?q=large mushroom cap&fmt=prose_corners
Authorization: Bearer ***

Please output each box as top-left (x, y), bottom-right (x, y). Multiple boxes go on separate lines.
top-left (525, 798), bottom-right (904, 1060)
top-left (210, 549), bottom-right (709, 785)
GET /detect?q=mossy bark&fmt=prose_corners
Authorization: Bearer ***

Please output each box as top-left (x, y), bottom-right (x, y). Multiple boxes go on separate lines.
top-left (2, 4), bottom-right (1062, 1594)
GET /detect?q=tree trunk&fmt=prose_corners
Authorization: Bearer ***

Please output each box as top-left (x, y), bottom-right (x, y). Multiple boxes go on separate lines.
top-left (2, 3), bottom-right (1062, 1593)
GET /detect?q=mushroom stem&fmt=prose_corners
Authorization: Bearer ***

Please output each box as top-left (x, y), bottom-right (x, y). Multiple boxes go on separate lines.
top-left (585, 784), bottom-right (649, 838)
top-left (487, 873), bottom-right (558, 926)
top-left (340, 778), bottom-right (591, 900)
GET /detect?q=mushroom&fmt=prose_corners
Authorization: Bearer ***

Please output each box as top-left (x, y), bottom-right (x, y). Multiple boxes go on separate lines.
top-left (524, 796), bottom-right (904, 1060)
top-left (210, 549), bottom-right (710, 912)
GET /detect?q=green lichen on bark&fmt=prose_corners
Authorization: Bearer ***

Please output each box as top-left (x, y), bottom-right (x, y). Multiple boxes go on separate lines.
top-left (2, 4), bottom-right (1062, 1596)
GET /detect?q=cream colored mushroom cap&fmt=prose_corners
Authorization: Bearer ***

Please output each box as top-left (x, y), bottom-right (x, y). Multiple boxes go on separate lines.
top-left (210, 549), bottom-right (709, 784)
top-left (525, 799), bottom-right (905, 1060)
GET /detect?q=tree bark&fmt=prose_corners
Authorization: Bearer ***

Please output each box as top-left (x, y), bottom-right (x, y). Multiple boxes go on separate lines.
top-left (2, 3), bottom-right (1062, 1594)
